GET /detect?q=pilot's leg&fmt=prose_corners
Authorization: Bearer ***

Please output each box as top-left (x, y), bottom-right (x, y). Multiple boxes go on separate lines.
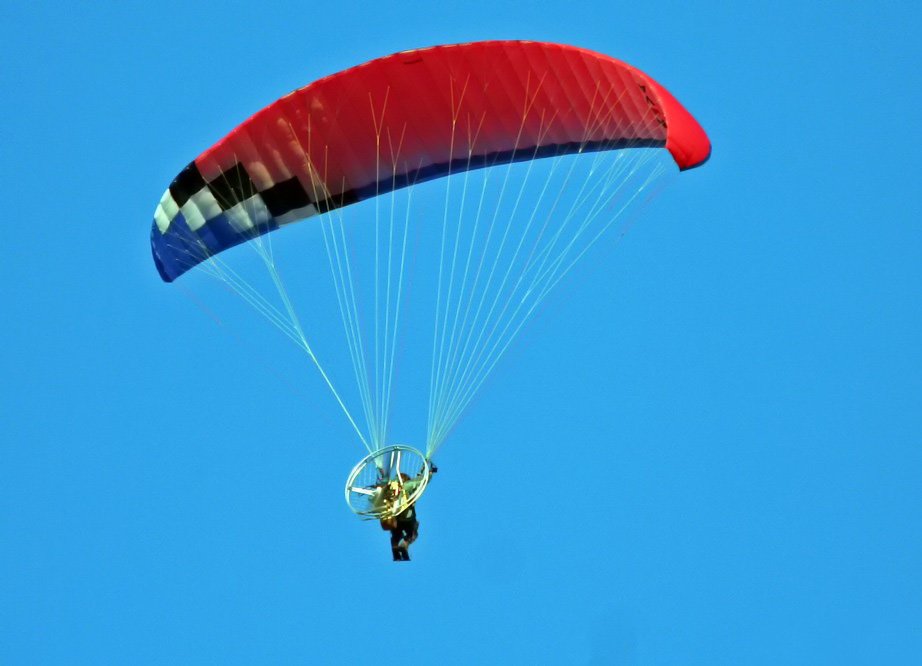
top-left (390, 529), bottom-right (403, 561)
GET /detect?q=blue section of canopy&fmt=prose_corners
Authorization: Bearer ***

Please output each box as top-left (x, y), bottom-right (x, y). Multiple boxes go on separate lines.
top-left (151, 211), bottom-right (280, 282)
top-left (150, 138), bottom-right (665, 282)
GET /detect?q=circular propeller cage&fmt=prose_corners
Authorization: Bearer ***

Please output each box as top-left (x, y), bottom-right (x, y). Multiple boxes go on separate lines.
top-left (344, 445), bottom-right (431, 520)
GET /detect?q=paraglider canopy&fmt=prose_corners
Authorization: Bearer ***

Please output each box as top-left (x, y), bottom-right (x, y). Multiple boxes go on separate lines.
top-left (150, 40), bottom-right (710, 283)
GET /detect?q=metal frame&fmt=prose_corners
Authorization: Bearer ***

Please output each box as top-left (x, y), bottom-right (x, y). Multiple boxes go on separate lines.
top-left (344, 445), bottom-right (431, 520)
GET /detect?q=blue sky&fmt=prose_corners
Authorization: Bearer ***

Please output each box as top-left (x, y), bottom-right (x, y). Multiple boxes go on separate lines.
top-left (2, 2), bottom-right (921, 663)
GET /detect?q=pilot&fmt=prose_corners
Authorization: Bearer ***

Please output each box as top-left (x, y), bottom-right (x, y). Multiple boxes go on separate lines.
top-left (380, 463), bottom-right (437, 561)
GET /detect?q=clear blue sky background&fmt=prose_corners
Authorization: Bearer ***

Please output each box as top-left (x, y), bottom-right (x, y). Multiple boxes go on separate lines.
top-left (2, 2), bottom-right (920, 663)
